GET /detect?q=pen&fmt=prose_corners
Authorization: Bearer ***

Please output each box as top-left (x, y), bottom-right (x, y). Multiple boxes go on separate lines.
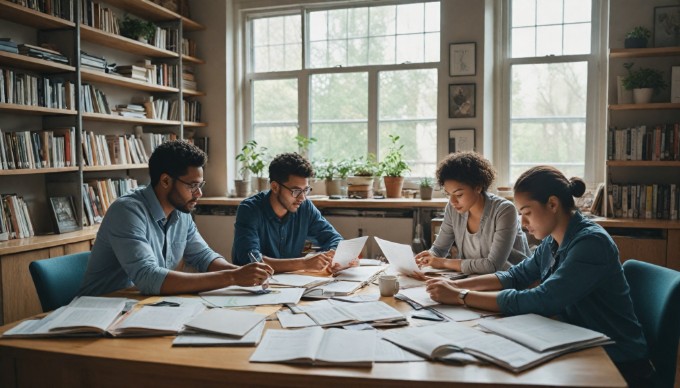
top-left (248, 251), bottom-right (272, 289)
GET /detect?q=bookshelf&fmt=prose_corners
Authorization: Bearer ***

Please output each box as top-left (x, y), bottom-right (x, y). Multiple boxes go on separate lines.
top-left (605, 0), bottom-right (680, 271)
top-left (0, 0), bottom-right (206, 324)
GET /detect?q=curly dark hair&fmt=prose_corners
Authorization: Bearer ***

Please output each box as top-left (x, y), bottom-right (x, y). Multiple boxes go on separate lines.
top-left (435, 151), bottom-right (496, 192)
top-left (148, 140), bottom-right (207, 187)
top-left (269, 153), bottom-right (314, 183)
top-left (513, 165), bottom-right (586, 211)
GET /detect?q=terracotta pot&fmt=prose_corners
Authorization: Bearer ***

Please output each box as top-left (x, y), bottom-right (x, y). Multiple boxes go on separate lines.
top-left (384, 176), bottom-right (405, 198)
top-left (420, 186), bottom-right (433, 200)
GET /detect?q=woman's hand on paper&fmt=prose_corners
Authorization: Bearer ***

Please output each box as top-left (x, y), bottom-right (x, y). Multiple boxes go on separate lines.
top-left (425, 277), bottom-right (463, 305)
top-left (415, 251), bottom-right (446, 269)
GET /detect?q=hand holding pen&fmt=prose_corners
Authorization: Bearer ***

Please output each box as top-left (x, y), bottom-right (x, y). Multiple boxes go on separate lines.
top-left (248, 252), bottom-right (275, 289)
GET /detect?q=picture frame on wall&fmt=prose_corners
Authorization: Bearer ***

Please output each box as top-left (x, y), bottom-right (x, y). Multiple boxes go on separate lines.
top-left (449, 128), bottom-right (476, 153)
top-left (653, 5), bottom-right (680, 47)
top-left (449, 42), bottom-right (476, 76)
top-left (49, 196), bottom-right (79, 234)
top-left (448, 83), bottom-right (476, 118)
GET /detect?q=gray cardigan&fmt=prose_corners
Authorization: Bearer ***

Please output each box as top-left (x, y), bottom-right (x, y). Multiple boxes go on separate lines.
top-left (430, 192), bottom-right (530, 274)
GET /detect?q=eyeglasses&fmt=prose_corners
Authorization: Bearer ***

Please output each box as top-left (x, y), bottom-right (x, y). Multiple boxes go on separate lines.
top-left (277, 182), bottom-right (312, 198)
top-left (173, 176), bottom-right (206, 194)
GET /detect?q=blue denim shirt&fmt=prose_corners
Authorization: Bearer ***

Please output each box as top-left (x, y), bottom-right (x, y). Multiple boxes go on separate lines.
top-left (232, 191), bottom-right (342, 265)
top-left (79, 186), bottom-right (220, 296)
top-left (496, 212), bottom-right (647, 362)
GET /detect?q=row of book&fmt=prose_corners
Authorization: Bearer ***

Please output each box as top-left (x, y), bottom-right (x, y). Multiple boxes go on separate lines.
top-left (82, 178), bottom-right (138, 226)
top-left (608, 183), bottom-right (679, 220)
top-left (10, 0), bottom-right (74, 22)
top-left (81, 132), bottom-right (149, 167)
top-left (171, 99), bottom-right (201, 122)
top-left (0, 194), bottom-right (34, 241)
top-left (115, 62), bottom-right (179, 88)
top-left (1, 68), bottom-right (75, 110)
top-left (0, 128), bottom-right (75, 170)
top-left (182, 37), bottom-right (197, 57)
top-left (154, 27), bottom-right (180, 52)
top-left (607, 124), bottom-right (680, 161)
top-left (81, 0), bottom-right (120, 35)
top-left (80, 83), bottom-right (111, 114)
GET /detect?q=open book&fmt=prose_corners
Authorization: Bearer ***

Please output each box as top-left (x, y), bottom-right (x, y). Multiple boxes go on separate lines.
top-left (183, 308), bottom-right (266, 337)
top-left (269, 273), bottom-right (334, 289)
top-left (250, 326), bottom-right (376, 367)
top-left (200, 287), bottom-right (305, 308)
top-left (173, 321), bottom-right (266, 347)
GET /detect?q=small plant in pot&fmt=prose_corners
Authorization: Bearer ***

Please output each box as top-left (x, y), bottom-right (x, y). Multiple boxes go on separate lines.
top-left (120, 15), bottom-right (156, 43)
top-left (235, 140), bottom-right (268, 196)
top-left (624, 26), bottom-right (651, 49)
top-left (315, 159), bottom-right (342, 196)
top-left (419, 177), bottom-right (434, 200)
top-left (621, 62), bottom-right (666, 104)
top-left (347, 154), bottom-right (378, 187)
top-left (380, 135), bottom-right (410, 198)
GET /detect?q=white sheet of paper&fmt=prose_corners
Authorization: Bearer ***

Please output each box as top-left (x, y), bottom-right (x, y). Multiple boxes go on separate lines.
top-left (173, 321), bottom-right (265, 346)
top-left (269, 274), bottom-right (332, 288)
top-left (432, 305), bottom-right (482, 322)
top-left (374, 237), bottom-right (422, 276)
top-left (276, 310), bottom-right (317, 328)
top-left (333, 265), bottom-right (385, 282)
top-left (399, 286), bottom-right (439, 307)
top-left (184, 309), bottom-right (266, 337)
top-left (200, 287), bottom-right (305, 308)
top-left (332, 236), bottom-right (369, 267)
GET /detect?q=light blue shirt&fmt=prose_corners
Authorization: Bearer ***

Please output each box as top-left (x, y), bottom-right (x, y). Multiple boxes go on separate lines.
top-left (79, 186), bottom-right (220, 296)
top-left (496, 211), bottom-right (647, 362)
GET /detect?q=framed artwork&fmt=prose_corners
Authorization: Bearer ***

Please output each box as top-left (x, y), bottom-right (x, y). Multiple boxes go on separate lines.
top-left (448, 83), bottom-right (476, 118)
top-left (449, 42), bottom-right (476, 76)
top-left (448, 128), bottom-right (476, 153)
top-left (654, 6), bottom-right (680, 47)
top-left (49, 196), bottom-right (79, 234)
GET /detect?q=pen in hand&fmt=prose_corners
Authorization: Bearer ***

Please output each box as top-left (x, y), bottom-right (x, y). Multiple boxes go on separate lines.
top-left (248, 251), bottom-right (273, 289)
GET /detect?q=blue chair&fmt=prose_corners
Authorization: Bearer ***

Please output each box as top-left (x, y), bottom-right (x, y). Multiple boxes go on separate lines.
top-left (622, 259), bottom-right (680, 388)
top-left (29, 251), bottom-right (90, 312)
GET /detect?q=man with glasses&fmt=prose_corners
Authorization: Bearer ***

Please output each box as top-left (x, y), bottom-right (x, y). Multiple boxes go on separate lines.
top-left (79, 140), bottom-right (272, 296)
top-left (232, 153), bottom-right (345, 273)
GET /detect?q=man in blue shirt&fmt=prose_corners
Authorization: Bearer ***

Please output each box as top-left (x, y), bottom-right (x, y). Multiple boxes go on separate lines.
top-left (79, 140), bottom-right (272, 296)
top-left (232, 153), bottom-right (344, 273)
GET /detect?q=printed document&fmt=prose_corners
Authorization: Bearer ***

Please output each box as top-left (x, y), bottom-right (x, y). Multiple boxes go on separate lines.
top-left (374, 237), bottom-right (422, 276)
top-left (332, 235), bottom-right (369, 268)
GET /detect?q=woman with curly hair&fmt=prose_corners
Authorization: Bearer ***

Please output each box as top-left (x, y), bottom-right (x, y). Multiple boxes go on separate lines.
top-left (415, 151), bottom-right (530, 275)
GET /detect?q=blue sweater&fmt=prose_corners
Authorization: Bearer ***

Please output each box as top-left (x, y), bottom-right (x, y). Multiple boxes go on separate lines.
top-left (231, 191), bottom-right (342, 265)
top-left (496, 212), bottom-right (647, 362)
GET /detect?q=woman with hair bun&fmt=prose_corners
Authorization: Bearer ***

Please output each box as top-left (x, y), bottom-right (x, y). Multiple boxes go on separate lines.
top-left (425, 166), bottom-right (653, 387)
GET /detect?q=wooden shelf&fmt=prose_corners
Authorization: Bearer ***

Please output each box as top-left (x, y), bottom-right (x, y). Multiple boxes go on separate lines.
top-left (81, 68), bottom-right (178, 93)
top-left (594, 217), bottom-right (680, 229)
top-left (183, 89), bottom-right (205, 97)
top-left (83, 164), bottom-right (148, 172)
top-left (0, 0), bottom-right (75, 29)
top-left (0, 103), bottom-right (75, 116)
top-left (609, 46), bottom-right (680, 58)
top-left (82, 112), bottom-right (181, 125)
top-left (607, 160), bottom-right (680, 167)
top-left (80, 25), bottom-right (178, 58)
top-left (105, 0), bottom-right (204, 31)
top-left (0, 167), bottom-right (78, 176)
top-left (0, 51), bottom-right (74, 73)
top-left (184, 121), bottom-right (207, 127)
top-left (0, 225), bottom-right (99, 256)
top-left (182, 55), bottom-right (205, 64)
top-left (608, 102), bottom-right (680, 111)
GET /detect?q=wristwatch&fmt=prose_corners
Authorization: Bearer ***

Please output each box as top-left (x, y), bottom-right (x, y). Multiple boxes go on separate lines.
top-left (458, 289), bottom-right (470, 305)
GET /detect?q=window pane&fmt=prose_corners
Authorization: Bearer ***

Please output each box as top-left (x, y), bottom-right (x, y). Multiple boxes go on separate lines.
top-left (536, 0), bottom-right (563, 25)
top-left (268, 17), bottom-right (284, 44)
top-left (311, 123), bottom-right (368, 161)
top-left (512, 0), bottom-right (536, 27)
top-left (424, 2), bottom-right (440, 32)
top-left (564, 0), bottom-right (591, 23)
top-left (396, 3), bottom-right (424, 34)
top-left (369, 36), bottom-right (396, 65)
top-left (251, 15), bottom-right (302, 72)
top-left (396, 34), bottom-right (424, 63)
top-left (536, 25), bottom-right (563, 56)
top-left (328, 40), bottom-right (348, 67)
top-left (563, 23), bottom-right (590, 55)
top-left (285, 15), bottom-right (301, 43)
top-left (328, 9), bottom-right (348, 40)
top-left (424, 32), bottom-right (440, 62)
top-left (311, 73), bottom-right (368, 120)
top-left (512, 27), bottom-right (536, 58)
top-left (310, 11), bottom-right (327, 41)
top-left (348, 7), bottom-right (368, 38)
top-left (370, 5), bottom-right (396, 36)
top-left (510, 62), bottom-right (587, 182)
top-left (348, 38), bottom-right (368, 67)
top-left (310, 41), bottom-right (328, 68)
top-left (253, 79), bottom-right (298, 123)
top-left (254, 126), bottom-right (298, 157)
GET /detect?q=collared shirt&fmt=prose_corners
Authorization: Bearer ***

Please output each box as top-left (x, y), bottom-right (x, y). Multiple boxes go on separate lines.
top-left (496, 211), bottom-right (648, 362)
top-left (429, 192), bottom-right (530, 274)
top-left (232, 191), bottom-right (343, 265)
top-left (79, 186), bottom-right (219, 296)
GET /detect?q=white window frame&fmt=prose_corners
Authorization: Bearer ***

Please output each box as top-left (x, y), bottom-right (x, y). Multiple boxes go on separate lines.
top-left (242, 1), bottom-right (440, 164)
top-left (494, 0), bottom-right (608, 186)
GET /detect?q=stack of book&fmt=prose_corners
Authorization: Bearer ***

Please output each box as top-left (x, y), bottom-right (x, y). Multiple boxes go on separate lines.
top-left (182, 65), bottom-right (196, 90)
top-left (0, 39), bottom-right (19, 54)
top-left (0, 194), bottom-right (34, 241)
top-left (0, 127), bottom-right (75, 170)
top-left (113, 104), bottom-right (146, 118)
top-left (115, 65), bottom-right (147, 82)
top-left (18, 43), bottom-right (69, 64)
top-left (80, 51), bottom-right (106, 71)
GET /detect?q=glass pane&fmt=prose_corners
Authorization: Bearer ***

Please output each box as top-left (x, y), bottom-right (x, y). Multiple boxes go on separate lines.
top-left (311, 73), bottom-right (368, 120)
top-left (563, 23), bottom-right (590, 55)
top-left (379, 69), bottom-right (437, 120)
top-left (512, 27), bottom-right (536, 58)
top-left (536, 25), bottom-right (563, 56)
top-left (369, 36), bottom-right (396, 65)
top-left (348, 38), bottom-right (368, 67)
top-left (348, 7), bottom-right (368, 38)
top-left (512, 0), bottom-right (536, 27)
top-left (254, 126), bottom-right (298, 157)
top-left (285, 15), bottom-right (301, 43)
top-left (328, 9), bottom-right (348, 40)
top-left (396, 3), bottom-right (424, 34)
top-left (536, 0), bottom-right (563, 25)
top-left (424, 2), bottom-right (440, 32)
top-left (309, 11), bottom-right (327, 41)
top-left (328, 40), bottom-right (348, 67)
top-left (251, 15), bottom-right (302, 72)
top-left (396, 34), bottom-right (424, 64)
top-left (285, 43), bottom-right (302, 71)
top-left (311, 123), bottom-right (368, 161)
top-left (564, 0), bottom-right (591, 23)
top-left (370, 5), bottom-right (396, 36)
top-left (252, 18), bottom-right (269, 46)
top-left (268, 44), bottom-right (284, 69)
top-left (253, 79), bottom-right (298, 122)
top-left (424, 32), bottom-right (440, 62)
top-left (310, 41), bottom-right (328, 68)
top-left (268, 17), bottom-right (284, 45)
top-left (253, 46), bottom-right (269, 72)
top-left (379, 121), bottom-right (436, 177)
top-left (511, 62), bottom-right (587, 118)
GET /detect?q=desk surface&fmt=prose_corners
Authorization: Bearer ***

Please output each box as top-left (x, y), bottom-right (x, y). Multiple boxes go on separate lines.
top-left (0, 287), bottom-right (626, 388)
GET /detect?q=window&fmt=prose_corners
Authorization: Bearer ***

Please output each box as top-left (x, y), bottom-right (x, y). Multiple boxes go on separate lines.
top-left (499, 0), bottom-right (602, 184)
top-left (246, 2), bottom-right (440, 177)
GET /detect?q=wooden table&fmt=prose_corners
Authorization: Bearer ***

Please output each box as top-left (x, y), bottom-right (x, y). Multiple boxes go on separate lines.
top-left (0, 286), bottom-right (626, 388)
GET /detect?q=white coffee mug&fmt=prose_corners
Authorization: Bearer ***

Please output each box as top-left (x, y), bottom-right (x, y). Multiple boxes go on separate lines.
top-left (379, 275), bottom-right (400, 297)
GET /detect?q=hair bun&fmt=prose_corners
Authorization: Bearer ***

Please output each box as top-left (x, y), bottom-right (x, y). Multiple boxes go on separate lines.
top-left (569, 177), bottom-right (586, 198)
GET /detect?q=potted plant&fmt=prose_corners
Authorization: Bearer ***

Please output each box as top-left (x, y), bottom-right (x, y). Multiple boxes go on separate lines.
top-left (315, 159), bottom-right (342, 196)
top-left (347, 154), bottom-right (378, 187)
top-left (235, 140), bottom-right (268, 196)
top-left (622, 62), bottom-right (666, 104)
top-left (419, 177), bottom-right (434, 200)
top-left (624, 26), bottom-right (651, 49)
top-left (120, 15), bottom-right (156, 44)
top-left (380, 135), bottom-right (410, 198)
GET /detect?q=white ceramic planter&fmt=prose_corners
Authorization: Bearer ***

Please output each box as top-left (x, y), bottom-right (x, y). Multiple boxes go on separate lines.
top-left (632, 88), bottom-right (653, 104)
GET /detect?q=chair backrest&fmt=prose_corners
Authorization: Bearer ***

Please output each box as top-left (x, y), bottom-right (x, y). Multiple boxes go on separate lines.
top-left (623, 259), bottom-right (680, 388)
top-left (29, 251), bottom-right (90, 312)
